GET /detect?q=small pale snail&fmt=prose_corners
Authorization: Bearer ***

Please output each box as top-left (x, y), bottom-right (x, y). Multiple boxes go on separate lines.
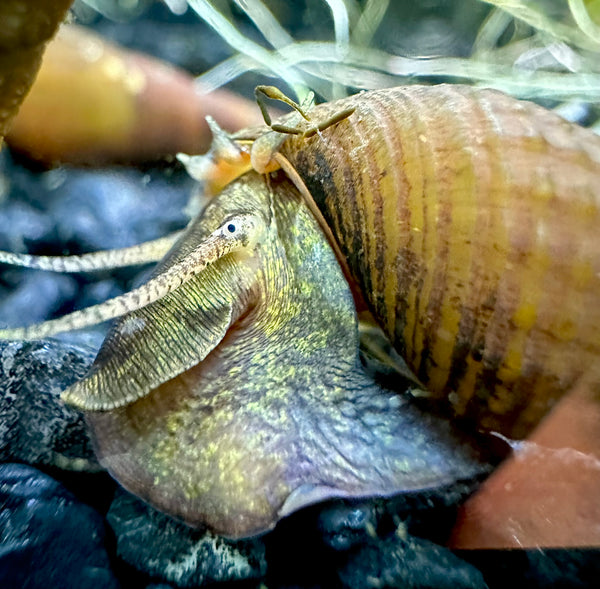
top-left (1, 83), bottom-right (599, 538)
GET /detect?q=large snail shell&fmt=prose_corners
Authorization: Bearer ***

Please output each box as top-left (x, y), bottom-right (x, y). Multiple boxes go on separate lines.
top-left (280, 84), bottom-right (600, 438)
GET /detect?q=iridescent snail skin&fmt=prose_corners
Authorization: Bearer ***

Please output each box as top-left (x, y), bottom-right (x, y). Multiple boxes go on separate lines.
top-left (245, 84), bottom-right (600, 440)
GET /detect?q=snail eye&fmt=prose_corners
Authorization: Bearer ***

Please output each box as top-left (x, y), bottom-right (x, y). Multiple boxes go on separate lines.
top-left (227, 223), bottom-right (236, 233)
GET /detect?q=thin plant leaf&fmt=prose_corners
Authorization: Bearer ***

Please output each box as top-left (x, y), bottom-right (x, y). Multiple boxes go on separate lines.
top-left (232, 0), bottom-right (293, 48)
top-left (186, 0), bottom-right (308, 98)
top-left (569, 0), bottom-right (600, 43)
top-left (479, 0), bottom-right (600, 51)
top-left (352, 0), bottom-right (390, 47)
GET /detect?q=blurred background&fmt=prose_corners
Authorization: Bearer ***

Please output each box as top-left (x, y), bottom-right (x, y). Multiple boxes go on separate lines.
top-left (70, 0), bottom-right (600, 105)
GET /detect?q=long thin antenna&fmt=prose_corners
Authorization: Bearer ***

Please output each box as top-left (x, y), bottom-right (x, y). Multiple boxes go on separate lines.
top-left (0, 232), bottom-right (182, 273)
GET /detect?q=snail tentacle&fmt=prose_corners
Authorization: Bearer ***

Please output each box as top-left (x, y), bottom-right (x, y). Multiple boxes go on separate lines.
top-left (0, 232), bottom-right (182, 273)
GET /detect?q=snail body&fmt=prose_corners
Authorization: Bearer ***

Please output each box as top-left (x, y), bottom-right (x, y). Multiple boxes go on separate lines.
top-left (270, 85), bottom-right (600, 438)
top-left (63, 173), bottom-right (488, 538)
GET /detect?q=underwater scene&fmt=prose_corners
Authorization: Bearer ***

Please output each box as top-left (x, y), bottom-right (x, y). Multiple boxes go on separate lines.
top-left (0, 1), bottom-right (599, 587)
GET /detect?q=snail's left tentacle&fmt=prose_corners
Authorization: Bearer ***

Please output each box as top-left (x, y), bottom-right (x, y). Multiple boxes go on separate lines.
top-left (0, 232), bottom-right (183, 273)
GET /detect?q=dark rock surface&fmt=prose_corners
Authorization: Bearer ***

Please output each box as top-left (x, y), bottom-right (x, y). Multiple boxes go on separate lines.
top-left (338, 534), bottom-right (487, 589)
top-left (0, 271), bottom-right (78, 330)
top-left (316, 493), bottom-right (487, 589)
top-left (0, 339), bottom-right (97, 470)
top-left (0, 148), bottom-right (192, 350)
top-left (47, 168), bottom-right (191, 253)
top-left (2, 152), bottom-right (192, 255)
top-left (108, 487), bottom-right (267, 587)
top-left (0, 463), bottom-right (120, 589)
top-left (457, 549), bottom-right (600, 589)
top-left (317, 483), bottom-right (484, 553)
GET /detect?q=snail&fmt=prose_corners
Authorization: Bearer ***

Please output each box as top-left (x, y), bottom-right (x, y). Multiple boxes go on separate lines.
top-left (1, 84), bottom-right (599, 538)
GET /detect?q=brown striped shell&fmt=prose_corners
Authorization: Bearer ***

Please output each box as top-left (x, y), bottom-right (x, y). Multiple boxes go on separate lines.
top-left (278, 85), bottom-right (600, 439)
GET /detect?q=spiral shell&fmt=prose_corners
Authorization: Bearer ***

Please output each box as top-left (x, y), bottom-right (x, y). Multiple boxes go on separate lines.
top-left (277, 84), bottom-right (600, 438)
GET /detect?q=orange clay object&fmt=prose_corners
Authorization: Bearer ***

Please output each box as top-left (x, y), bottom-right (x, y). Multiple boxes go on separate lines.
top-left (448, 366), bottom-right (600, 548)
top-left (6, 24), bottom-right (265, 164)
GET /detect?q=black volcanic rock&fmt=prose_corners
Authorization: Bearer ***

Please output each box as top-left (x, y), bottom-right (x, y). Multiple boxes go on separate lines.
top-left (0, 463), bottom-right (120, 589)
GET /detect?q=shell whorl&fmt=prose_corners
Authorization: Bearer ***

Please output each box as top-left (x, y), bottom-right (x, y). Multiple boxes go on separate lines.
top-left (281, 84), bottom-right (600, 438)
